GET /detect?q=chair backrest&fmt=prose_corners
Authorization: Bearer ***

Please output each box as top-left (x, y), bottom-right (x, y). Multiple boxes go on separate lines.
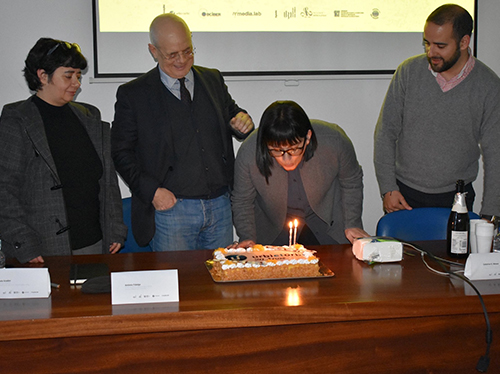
top-left (121, 197), bottom-right (152, 253)
top-left (376, 207), bottom-right (481, 241)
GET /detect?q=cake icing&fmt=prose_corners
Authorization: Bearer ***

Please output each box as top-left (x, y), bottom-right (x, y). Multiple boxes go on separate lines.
top-left (209, 244), bottom-right (321, 281)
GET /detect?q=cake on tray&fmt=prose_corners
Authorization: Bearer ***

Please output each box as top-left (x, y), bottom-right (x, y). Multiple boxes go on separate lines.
top-left (208, 244), bottom-right (322, 282)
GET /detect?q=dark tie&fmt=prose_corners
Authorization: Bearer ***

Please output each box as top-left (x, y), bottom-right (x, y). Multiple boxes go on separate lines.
top-left (178, 77), bottom-right (191, 105)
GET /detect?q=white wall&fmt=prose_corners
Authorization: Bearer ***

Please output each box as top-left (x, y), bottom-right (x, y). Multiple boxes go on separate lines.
top-left (1, 1), bottom-right (499, 235)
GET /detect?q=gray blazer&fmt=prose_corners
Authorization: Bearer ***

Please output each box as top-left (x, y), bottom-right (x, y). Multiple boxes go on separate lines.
top-left (0, 96), bottom-right (127, 263)
top-left (232, 120), bottom-right (364, 245)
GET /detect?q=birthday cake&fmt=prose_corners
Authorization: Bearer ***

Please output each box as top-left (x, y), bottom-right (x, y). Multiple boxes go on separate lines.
top-left (208, 244), bottom-right (321, 281)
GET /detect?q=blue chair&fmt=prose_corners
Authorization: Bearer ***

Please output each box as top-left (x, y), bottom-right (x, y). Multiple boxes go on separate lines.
top-left (121, 197), bottom-right (152, 252)
top-left (376, 207), bottom-right (481, 241)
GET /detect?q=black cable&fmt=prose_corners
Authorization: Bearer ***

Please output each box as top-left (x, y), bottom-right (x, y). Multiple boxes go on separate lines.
top-left (404, 242), bottom-right (492, 373)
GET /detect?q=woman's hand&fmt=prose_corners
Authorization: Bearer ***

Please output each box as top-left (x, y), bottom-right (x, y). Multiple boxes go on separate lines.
top-left (28, 256), bottom-right (44, 264)
top-left (109, 242), bottom-right (122, 254)
top-left (344, 228), bottom-right (370, 244)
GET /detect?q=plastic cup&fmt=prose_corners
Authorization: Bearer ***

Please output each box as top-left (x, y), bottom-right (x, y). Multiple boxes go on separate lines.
top-left (469, 219), bottom-right (483, 254)
top-left (476, 222), bottom-right (494, 254)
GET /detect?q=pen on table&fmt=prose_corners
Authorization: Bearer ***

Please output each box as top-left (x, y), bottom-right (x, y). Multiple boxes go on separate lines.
top-left (51, 282), bottom-right (60, 289)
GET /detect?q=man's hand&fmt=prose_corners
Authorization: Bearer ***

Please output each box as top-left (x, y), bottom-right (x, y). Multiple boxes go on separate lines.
top-left (344, 228), bottom-right (370, 244)
top-left (383, 190), bottom-right (412, 213)
top-left (152, 187), bottom-right (177, 211)
top-left (230, 112), bottom-right (254, 134)
top-left (226, 239), bottom-right (256, 249)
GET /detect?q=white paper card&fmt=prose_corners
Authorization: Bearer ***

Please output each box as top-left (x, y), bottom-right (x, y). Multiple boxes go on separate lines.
top-left (111, 269), bottom-right (179, 305)
top-left (0, 268), bottom-right (51, 299)
top-left (352, 237), bottom-right (403, 263)
top-left (464, 253), bottom-right (500, 281)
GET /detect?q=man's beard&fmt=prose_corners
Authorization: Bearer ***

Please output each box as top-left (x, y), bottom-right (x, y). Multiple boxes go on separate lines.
top-left (428, 44), bottom-right (461, 73)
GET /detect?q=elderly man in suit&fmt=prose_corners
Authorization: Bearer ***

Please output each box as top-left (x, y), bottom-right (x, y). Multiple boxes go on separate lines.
top-left (111, 13), bottom-right (254, 251)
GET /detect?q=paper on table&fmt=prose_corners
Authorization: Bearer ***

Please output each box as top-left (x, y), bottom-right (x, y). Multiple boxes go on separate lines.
top-left (111, 269), bottom-right (179, 305)
top-left (464, 253), bottom-right (500, 280)
top-left (0, 268), bottom-right (51, 298)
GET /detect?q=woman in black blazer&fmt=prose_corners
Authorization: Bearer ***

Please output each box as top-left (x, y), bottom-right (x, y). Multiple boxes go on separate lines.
top-left (0, 38), bottom-right (126, 263)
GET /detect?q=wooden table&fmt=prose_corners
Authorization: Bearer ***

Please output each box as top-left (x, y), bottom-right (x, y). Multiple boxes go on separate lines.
top-left (0, 242), bottom-right (499, 373)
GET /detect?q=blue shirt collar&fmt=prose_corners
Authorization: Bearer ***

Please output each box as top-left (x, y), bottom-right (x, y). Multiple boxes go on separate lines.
top-left (158, 66), bottom-right (194, 89)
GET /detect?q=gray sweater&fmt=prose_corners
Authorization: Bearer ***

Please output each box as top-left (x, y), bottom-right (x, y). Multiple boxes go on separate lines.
top-left (374, 54), bottom-right (500, 216)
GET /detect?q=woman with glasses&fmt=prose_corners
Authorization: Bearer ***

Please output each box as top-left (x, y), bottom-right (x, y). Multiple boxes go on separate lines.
top-left (0, 38), bottom-right (127, 263)
top-left (231, 101), bottom-right (368, 248)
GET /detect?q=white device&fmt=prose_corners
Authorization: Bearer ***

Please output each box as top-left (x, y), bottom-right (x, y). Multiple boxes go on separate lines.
top-left (352, 237), bottom-right (403, 263)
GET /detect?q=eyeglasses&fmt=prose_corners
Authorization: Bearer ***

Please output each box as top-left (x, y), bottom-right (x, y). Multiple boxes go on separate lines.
top-left (156, 46), bottom-right (195, 61)
top-left (46, 41), bottom-right (81, 57)
top-left (268, 138), bottom-right (308, 158)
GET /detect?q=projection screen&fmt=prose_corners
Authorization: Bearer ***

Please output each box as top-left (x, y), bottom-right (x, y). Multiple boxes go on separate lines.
top-left (92, 0), bottom-right (476, 77)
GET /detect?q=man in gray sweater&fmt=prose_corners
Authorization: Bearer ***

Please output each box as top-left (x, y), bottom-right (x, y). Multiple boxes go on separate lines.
top-left (374, 4), bottom-right (500, 219)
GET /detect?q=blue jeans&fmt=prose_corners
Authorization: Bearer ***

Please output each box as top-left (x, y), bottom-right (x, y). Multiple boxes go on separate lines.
top-left (150, 192), bottom-right (233, 251)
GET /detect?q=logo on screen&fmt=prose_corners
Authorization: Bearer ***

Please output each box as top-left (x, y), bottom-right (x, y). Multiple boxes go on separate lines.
top-left (301, 7), bottom-right (312, 17)
top-left (283, 7), bottom-right (296, 19)
top-left (371, 9), bottom-right (380, 19)
top-left (200, 9), bottom-right (221, 17)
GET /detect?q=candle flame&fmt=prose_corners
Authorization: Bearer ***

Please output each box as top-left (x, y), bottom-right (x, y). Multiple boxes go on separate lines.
top-left (289, 221), bottom-right (293, 229)
top-left (294, 219), bottom-right (298, 228)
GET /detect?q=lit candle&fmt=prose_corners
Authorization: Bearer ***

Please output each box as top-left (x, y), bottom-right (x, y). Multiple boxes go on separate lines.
top-left (293, 219), bottom-right (298, 245)
top-left (288, 221), bottom-right (293, 247)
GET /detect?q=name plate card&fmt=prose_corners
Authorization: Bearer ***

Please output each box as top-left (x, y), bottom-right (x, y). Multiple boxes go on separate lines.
top-left (111, 269), bottom-right (179, 305)
top-left (0, 268), bottom-right (51, 299)
top-left (465, 253), bottom-right (500, 281)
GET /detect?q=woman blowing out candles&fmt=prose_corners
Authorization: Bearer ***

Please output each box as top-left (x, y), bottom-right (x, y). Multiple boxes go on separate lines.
top-left (0, 38), bottom-right (127, 263)
top-left (231, 100), bottom-right (368, 249)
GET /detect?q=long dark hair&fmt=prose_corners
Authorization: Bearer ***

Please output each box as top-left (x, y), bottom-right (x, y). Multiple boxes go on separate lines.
top-left (256, 101), bottom-right (318, 182)
top-left (23, 38), bottom-right (87, 91)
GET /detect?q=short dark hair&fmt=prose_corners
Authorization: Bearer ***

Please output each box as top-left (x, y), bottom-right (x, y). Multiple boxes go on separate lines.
top-left (426, 4), bottom-right (473, 43)
top-left (256, 101), bottom-right (318, 182)
top-left (23, 38), bottom-right (87, 91)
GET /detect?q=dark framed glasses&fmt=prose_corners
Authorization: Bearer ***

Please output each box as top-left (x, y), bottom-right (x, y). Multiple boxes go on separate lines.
top-left (268, 138), bottom-right (308, 158)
